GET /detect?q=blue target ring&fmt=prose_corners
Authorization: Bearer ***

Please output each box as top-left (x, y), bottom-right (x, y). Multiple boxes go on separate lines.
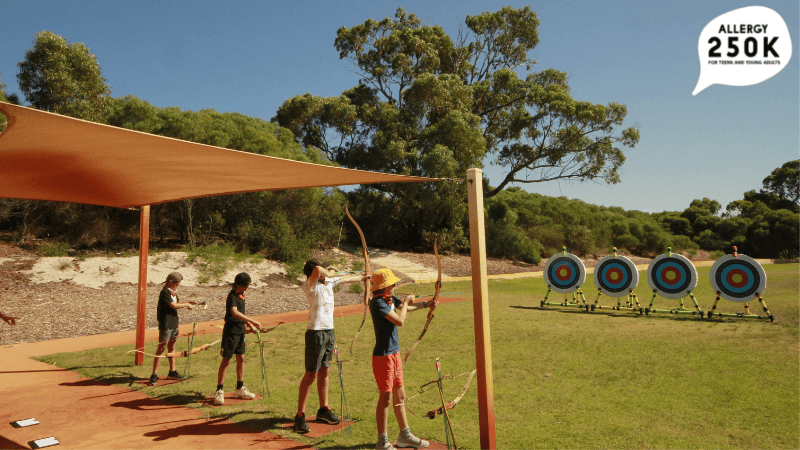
top-left (594, 255), bottom-right (639, 297)
top-left (710, 254), bottom-right (766, 302)
top-left (544, 253), bottom-right (586, 294)
top-left (646, 254), bottom-right (697, 299)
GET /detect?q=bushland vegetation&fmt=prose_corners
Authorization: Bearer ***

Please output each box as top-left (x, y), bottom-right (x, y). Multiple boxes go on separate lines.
top-left (1, 22), bottom-right (796, 265)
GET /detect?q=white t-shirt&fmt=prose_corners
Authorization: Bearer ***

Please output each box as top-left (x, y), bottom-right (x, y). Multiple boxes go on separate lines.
top-left (302, 277), bottom-right (339, 330)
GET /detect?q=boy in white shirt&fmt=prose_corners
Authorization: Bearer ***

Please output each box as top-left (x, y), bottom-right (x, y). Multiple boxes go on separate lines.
top-left (294, 259), bottom-right (369, 433)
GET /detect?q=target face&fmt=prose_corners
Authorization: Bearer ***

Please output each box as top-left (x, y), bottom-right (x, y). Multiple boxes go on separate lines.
top-left (646, 254), bottom-right (698, 299)
top-left (709, 254), bottom-right (767, 302)
top-left (593, 255), bottom-right (639, 297)
top-left (544, 253), bottom-right (586, 294)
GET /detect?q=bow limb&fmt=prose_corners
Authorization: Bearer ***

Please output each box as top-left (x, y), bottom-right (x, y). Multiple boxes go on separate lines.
top-left (123, 338), bottom-right (220, 359)
top-left (426, 368), bottom-right (476, 418)
top-left (345, 204), bottom-right (371, 355)
top-left (182, 322), bottom-right (198, 382)
top-left (403, 239), bottom-right (441, 363)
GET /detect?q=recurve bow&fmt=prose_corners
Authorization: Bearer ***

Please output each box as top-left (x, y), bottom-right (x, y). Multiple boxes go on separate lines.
top-left (124, 338), bottom-right (221, 359)
top-left (346, 204), bottom-right (371, 355)
top-left (403, 238), bottom-right (441, 363)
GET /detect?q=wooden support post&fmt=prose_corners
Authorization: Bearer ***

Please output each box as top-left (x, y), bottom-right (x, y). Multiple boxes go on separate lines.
top-left (466, 168), bottom-right (496, 449)
top-left (134, 205), bottom-right (150, 366)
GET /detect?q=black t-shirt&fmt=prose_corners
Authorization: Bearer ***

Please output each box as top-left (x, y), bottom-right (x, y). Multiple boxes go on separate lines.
top-left (156, 286), bottom-right (179, 330)
top-left (224, 289), bottom-right (247, 334)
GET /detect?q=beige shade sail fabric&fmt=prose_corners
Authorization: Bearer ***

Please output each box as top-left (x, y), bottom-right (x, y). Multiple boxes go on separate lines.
top-left (0, 102), bottom-right (436, 208)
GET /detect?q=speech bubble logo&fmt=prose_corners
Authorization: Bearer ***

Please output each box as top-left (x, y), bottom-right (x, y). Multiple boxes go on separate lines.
top-left (693, 6), bottom-right (792, 95)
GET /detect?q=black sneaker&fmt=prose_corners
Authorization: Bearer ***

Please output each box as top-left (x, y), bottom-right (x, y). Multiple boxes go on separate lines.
top-left (167, 370), bottom-right (185, 380)
top-left (316, 406), bottom-right (341, 425)
top-left (294, 413), bottom-right (310, 433)
top-left (148, 373), bottom-right (158, 386)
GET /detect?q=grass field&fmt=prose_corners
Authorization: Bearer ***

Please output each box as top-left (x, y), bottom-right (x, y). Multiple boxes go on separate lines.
top-left (36, 263), bottom-right (799, 449)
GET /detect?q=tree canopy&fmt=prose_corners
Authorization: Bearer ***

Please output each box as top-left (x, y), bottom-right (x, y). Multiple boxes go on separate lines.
top-left (275, 7), bottom-right (639, 249)
top-left (17, 31), bottom-right (111, 123)
top-left (276, 6), bottom-right (639, 190)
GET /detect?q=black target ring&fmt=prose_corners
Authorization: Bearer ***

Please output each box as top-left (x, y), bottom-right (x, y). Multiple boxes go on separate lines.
top-left (593, 255), bottom-right (639, 298)
top-left (709, 254), bottom-right (767, 302)
top-left (646, 254), bottom-right (698, 299)
top-left (543, 253), bottom-right (586, 294)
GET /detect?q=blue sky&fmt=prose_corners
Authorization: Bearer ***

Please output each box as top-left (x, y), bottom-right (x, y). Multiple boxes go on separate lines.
top-left (1, 0), bottom-right (797, 213)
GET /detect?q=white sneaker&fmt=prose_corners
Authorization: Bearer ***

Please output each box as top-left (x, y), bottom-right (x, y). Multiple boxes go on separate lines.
top-left (396, 431), bottom-right (429, 448)
top-left (376, 442), bottom-right (396, 450)
top-left (213, 389), bottom-right (225, 405)
top-left (233, 386), bottom-right (256, 400)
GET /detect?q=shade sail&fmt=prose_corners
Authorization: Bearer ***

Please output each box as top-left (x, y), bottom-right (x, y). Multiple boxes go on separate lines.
top-left (0, 102), bottom-right (435, 208)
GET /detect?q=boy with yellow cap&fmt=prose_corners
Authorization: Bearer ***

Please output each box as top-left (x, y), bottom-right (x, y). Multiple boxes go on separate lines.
top-left (370, 268), bottom-right (437, 449)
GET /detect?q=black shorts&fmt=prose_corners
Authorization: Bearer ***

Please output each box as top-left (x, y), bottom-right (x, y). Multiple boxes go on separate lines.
top-left (220, 331), bottom-right (246, 359)
top-left (305, 329), bottom-right (335, 373)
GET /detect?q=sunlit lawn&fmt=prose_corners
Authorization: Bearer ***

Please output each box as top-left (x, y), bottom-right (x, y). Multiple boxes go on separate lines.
top-left (36, 263), bottom-right (799, 449)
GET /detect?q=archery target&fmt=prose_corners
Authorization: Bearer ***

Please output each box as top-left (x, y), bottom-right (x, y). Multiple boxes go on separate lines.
top-left (593, 255), bottom-right (639, 297)
top-left (544, 253), bottom-right (586, 294)
top-left (709, 254), bottom-right (767, 302)
top-left (646, 254), bottom-right (698, 299)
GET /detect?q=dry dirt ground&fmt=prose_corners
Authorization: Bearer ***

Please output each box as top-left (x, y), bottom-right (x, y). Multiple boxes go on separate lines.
top-left (0, 240), bottom-right (674, 346)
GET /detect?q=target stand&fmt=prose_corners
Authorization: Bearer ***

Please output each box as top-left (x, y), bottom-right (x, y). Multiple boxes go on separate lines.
top-left (644, 248), bottom-right (703, 317)
top-left (706, 248), bottom-right (773, 321)
top-left (591, 248), bottom-right (643, 313)
top-left (540, 248), bottom-right (591, 311)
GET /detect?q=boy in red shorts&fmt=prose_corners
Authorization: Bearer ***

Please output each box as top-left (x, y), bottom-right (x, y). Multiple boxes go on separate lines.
top-left (370, 268), bottom-right (437, 449)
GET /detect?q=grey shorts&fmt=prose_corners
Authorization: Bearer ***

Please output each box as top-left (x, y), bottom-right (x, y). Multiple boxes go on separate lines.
top-left (158, 327), bottom-right (179, 343)
top-left (305, 329), bottom-right (335, 373)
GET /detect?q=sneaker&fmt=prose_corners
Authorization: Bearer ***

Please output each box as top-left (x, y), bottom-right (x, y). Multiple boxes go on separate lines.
top-left (233, 386), bottom-right (256, 400)
top-left (315, 406), bottom-right (341, 425)
top-left (147, 373), bottom-right (158, 386)
top-left (376, 442), bottom-right (396, 450)
top-left (293, 413), bottom-right (310, 433)
top-left (167, 370), bottom-right (184, 380)
top-left (213, 389), bottom-right (225, 406)
top-left (396, 431), bottom-right (429, 449)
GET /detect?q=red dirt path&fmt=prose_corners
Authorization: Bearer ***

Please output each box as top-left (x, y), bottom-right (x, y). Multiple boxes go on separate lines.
top-left (0, 297), bottom-right (466, 449)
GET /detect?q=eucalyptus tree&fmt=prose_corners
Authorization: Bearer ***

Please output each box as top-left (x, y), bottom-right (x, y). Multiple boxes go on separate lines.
top-left (275, 7), bottom-right (639, 249)
top-left (17, 31), bottom-right (111, 123)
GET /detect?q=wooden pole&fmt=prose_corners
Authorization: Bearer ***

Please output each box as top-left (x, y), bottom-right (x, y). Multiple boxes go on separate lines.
top-left (134, 205), bottom-right (150, 366)
top-left (466, 168), bottom-right (496, 449)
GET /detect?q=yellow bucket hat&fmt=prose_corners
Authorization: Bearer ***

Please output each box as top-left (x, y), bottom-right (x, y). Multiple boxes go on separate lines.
top-left (371, 268), bottom-right (401, 292)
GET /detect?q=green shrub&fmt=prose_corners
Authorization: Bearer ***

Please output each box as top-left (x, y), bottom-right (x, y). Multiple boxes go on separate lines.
top-left (184, 242), bottom-right (257, 284)
top-left (40, 242), bottom-right (70, 257)
top-left (486, 220), bottom-right (542, 264)
top-left (349, 283), bottom-right (364, 294)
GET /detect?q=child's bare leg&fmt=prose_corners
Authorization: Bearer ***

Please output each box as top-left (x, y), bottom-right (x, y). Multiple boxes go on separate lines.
top-left (297, 371), bottom-right (316, 415)
top-left (392, 385), bottom-right (410, 430)
top-left (317, 366), bottom-right (330, 407)
top-left (166, 339), bottom-right (177, 372)
top-left (236, 354), bottom-right (245, 382)
top-left (377, 390), bottom-right (391, 435)
top-left (217, 357), bottom-right (231, 385)
top-left (151, 342), bottom-right (167, 374)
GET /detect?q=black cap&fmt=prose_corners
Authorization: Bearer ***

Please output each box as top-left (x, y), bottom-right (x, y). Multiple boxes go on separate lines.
top-left (303, 259), bottom-right (332, 277)
top-left (233, 272), bottom-right (251, 286)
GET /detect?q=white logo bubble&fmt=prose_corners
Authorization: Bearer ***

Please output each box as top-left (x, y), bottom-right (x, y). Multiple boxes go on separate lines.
top-left (693, 6), bottom-right (792, 95)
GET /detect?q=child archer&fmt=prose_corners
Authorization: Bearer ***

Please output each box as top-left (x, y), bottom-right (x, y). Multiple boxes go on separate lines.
top-left (293, 259), bottom-right (369, 433)
top-left (214, 272), bottom-right (262, 405)
top-left (370, 268), bottom-right (437, 449)
top-left (149, 271), bottom-right (197, 385)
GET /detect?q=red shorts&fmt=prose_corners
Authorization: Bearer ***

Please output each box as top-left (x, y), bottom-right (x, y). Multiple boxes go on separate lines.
top-left (372, 352), bottom-right (404, 392)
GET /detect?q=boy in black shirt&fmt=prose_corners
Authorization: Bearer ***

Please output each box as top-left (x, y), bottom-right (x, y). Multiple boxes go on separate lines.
top-left (214, 272), bottom-right (262, 405)
top-left (149, 272), bottom-right (197, 385)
